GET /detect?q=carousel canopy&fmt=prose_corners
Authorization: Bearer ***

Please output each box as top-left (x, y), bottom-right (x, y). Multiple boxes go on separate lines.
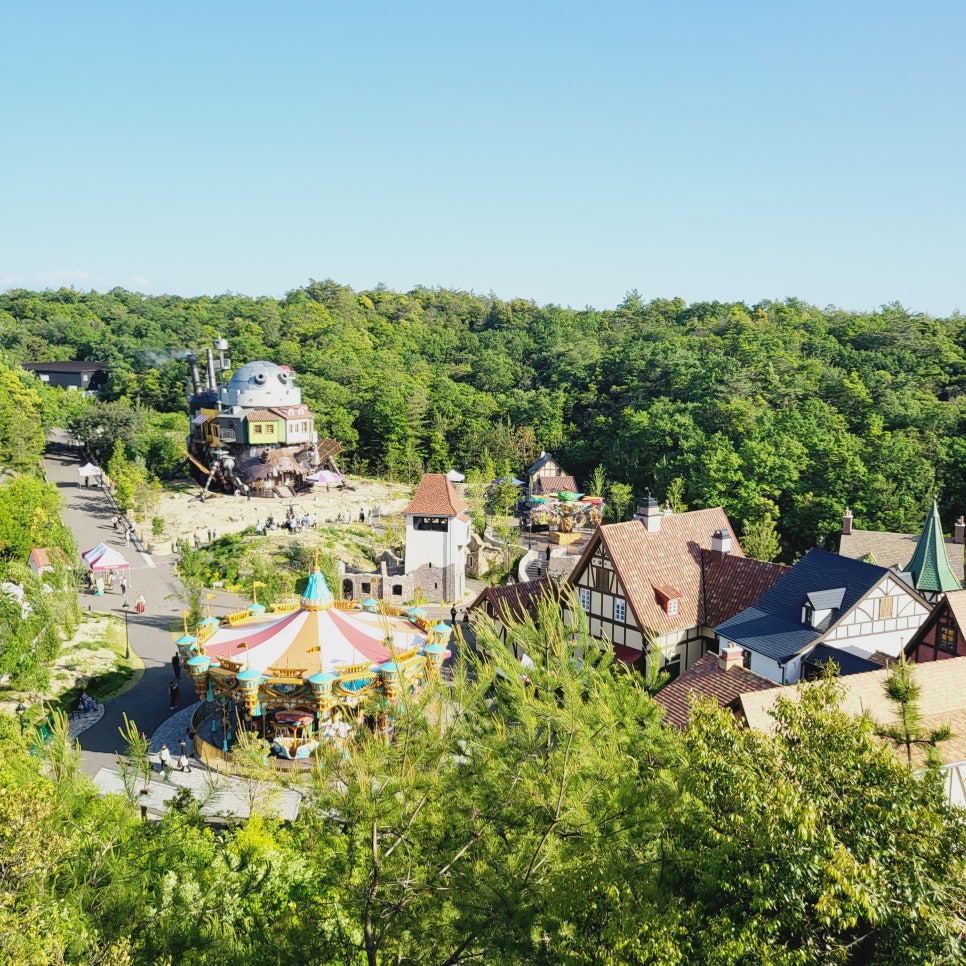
top-left (201, 571), bottom-right (426, 676)
top-left (307, 469), bottom-right (344, 484)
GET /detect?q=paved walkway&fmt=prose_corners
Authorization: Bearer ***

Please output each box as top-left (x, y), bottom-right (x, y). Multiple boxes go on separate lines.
top-left (45, 435), bottom-right (303, 818)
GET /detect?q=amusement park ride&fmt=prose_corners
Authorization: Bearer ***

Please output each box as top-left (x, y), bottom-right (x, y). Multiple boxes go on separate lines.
top-left (521, 493), bottom-right (604, 544)
top-left (178, 562), bottom-right (454, 764)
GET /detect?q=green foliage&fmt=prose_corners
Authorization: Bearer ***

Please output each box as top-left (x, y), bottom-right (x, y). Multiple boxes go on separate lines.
top-left (741, 512), bottom-right (783, 562)
top-left (607, 481), bottom-right (634, 522)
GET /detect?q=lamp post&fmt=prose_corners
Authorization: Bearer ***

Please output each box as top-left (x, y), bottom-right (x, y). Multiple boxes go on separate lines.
top-left (15, 702), bottom-right (26, 737)
top-left (122, 600), bottom-right (130, 660)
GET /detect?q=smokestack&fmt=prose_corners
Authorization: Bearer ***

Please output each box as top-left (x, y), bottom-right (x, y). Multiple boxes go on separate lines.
top-left (710, 528), bottom-right (732, 562)
top-left (205, 348), bottom-right (217, 391)
top-left (842, 508), bottom-right (853, 536)
top-left (186, 354), bottom-right (202, 396)
top-left (956, 516), bottom-right (965, 545)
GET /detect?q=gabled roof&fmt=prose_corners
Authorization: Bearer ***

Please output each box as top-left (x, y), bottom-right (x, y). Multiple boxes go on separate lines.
top-left (568, 509), bottom-right (786, 638)
top-left (840, 518), bottom-right (965, 586)
top-left (403, 474), bottom-right (468, 517)
top-left (653, 651), bottom-right (778, 729)
top-left (467, 576), bottom-right (561, 624)
top-left (905, 501), bottom-right (962, 593)
top-left (246, 409), bottom-right (280, 422)
top-left (703, 553), bottom-right (789, 628)
top-left (526, 452), bottom-right (558, 476)
top-left (533, 475), bottom-right (578, 495)
top-left (715, 548), bottom-right (898, 664)
top-left (740, 656), bottom-right (966, 768)
top-left (28, 547), bottom-right (69, 572)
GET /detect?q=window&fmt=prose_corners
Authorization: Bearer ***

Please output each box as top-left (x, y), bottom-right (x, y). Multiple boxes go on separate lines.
top-left (878, 596), bottom-right (894, 620)
top-left (361, 582), bottom-right (371, 595)
top-left (666, 598), bottom-right (679, 617)
top-left (579, 587), bottom-right (591, 612)
top-left (392, 584), bottom-right (403, 596)
top-left (614, 598), bottom-right (626, 622)
top-left (742, 649), bottom-right (752, 669)
top-left (938, 620), bottom-right (957, 654)
top-left (254, 424), bottom-right (263, 435)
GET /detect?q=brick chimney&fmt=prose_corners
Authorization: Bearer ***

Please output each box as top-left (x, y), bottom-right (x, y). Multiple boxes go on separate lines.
top-left (710, 528), bottom-right (732, 562)
top-left (956, 516), bottom-right (965, 545)
top-left (718, 643), bottom-right (745, 672)
top-left (842, 508), bottom-right (853, 536)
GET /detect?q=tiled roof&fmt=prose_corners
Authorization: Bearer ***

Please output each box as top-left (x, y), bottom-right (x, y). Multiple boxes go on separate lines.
top-left (740, 656), bottom-right (966, 768)
top-left (467, 576), bottom-right (561, 624)
top-left (905, 501), bottom-right (962, 593)
top-left (270, 405), bottom-right (311, 419)
top-left (570, 508), bottom-right (783, 637)
top-left (533, 475), bottom-right (579, 495)
top-left (653, 652), bottom-right (777, 729)
top-left (802, 643), bottom-right (879, 677)
top-left (246, 410), bottom-right (279, 422)
top-left (840, 524), bottom-right (965, 585)
top-left (703, 554), bottom-right (788, 627)
top-left (715, 549), bottom-right (896, 664)
top-left (28, 547), bottom-right (68, 570)
top-left (403, 474), bottom-right (468, 516)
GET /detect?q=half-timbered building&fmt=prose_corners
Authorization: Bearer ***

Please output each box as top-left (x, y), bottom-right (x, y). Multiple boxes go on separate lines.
top-left (906, 589), bottom-right (966, 663)
top-left (565, 498), bottom-right (787, 678)
top-left (716, 548), bottom-right (933, 685)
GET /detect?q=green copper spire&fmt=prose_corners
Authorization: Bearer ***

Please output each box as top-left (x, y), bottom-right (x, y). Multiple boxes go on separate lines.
top-left (904, 501), bottom-right (961, 594)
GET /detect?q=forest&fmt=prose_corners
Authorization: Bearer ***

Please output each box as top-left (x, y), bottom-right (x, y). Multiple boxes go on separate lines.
top-left (3, 282), bottom-right (964, 561)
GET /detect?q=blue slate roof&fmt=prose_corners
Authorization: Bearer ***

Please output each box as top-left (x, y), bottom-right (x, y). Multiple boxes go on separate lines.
top-left (801, 643), bottom-right (880, 677)
top-left (714, 548), bottom-right (892, 664)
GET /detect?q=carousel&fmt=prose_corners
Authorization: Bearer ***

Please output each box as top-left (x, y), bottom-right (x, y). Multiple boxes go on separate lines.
top-left (179, 564), bottom-right (452, 763)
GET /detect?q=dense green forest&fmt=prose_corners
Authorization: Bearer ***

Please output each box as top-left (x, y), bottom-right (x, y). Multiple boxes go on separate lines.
top-left (2, 283), bottom-right (965, 559)
top-left (3, 603), bottom-right (966, 965)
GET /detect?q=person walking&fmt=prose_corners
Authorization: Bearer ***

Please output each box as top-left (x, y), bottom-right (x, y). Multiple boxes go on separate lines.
top-left (168, 679), bottom-right (180, 709)
top-left (177, 751), bottom-right (190, 773)
top-left (172, 653), bottom-right (181, 680)
top-left (159, 743), bottom-right (171, 772)
top-left (136, 594), bottom-right (146, 614)
top-left (119, 574), bottom-right (128, 595)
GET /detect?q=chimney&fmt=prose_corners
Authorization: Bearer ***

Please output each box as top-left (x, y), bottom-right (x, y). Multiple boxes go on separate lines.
top-left (718, 643), bottom-right (745, 672)
top-left (956, 516), bottom-right (965, 545)
top-left (710, 528), bottom-right (732, 561)
top-left (205, 348), bottom-right (218, 391)
top-left (638, 489), bottom-right (661, 533)
top-left (842, 508), bottom-right (853, 536)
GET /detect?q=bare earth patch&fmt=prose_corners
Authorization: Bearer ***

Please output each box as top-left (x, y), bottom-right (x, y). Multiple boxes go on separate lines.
top-left (153, 477), bottom-right (413, 547)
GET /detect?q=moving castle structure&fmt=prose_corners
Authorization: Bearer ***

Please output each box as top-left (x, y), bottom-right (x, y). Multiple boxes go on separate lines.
top-left (185, 339), bottom-right (340, 498)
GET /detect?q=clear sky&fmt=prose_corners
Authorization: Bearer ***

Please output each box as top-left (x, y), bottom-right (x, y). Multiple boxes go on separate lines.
top-left (3, 1), bottom-right (963, 315)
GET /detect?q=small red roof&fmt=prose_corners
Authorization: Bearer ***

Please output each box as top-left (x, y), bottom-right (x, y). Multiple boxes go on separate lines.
top-left (403, 474), bottom-right (468, 517)
top-left (653, 651), bottom-right (778, 729)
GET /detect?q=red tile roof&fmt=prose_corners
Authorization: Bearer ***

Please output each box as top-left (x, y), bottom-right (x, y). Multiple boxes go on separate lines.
top-left (467, 576), bottom-right (561, 624)
top-left (654, 651), bottom-right (778, 729)
top-left (403, 474), bottom-right (468, 516)
top-left (533, 475), bottom-right (579, 495)
top-left (568, 510), bottom-right (726, 635)
top-left (245, 410), bottom-right (279, 422)
top-left (703, 553), bottom-right (789, 627)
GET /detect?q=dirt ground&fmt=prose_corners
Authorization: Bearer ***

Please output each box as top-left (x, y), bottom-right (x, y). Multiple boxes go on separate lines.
top-left (153, 477), bottom-right (414, 546)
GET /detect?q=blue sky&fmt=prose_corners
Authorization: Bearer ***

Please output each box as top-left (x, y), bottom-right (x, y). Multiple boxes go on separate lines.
top-left (3, 1), bottom-right (963, 315)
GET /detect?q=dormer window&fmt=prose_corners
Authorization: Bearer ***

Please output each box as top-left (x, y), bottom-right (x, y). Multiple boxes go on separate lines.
top-left (653, 584), bottom-right (683, 617)
top-left (802, 603), bottom-right (814, 627)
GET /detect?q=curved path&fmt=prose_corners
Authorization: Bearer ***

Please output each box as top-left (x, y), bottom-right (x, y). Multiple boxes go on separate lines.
top-left (44, 434), bottom-right (228, 777)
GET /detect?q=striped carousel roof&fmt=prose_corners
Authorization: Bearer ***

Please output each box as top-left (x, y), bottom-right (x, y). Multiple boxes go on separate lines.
top-left (202, 571), bottom-right (426, 676)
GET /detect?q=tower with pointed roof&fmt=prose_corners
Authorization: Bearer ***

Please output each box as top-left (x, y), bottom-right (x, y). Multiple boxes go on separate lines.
top-left (903, 500), bottom-right (963, 601)
top-left (403, 474), bottom-right (472, 603)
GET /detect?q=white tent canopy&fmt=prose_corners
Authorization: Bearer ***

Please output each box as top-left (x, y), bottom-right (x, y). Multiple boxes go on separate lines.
top-left (82, 544), bottom-right (131, 571)
top-left (446, 469), bottom-right (465, 483)
top-left (77, 462), bottom-right (102, 479)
